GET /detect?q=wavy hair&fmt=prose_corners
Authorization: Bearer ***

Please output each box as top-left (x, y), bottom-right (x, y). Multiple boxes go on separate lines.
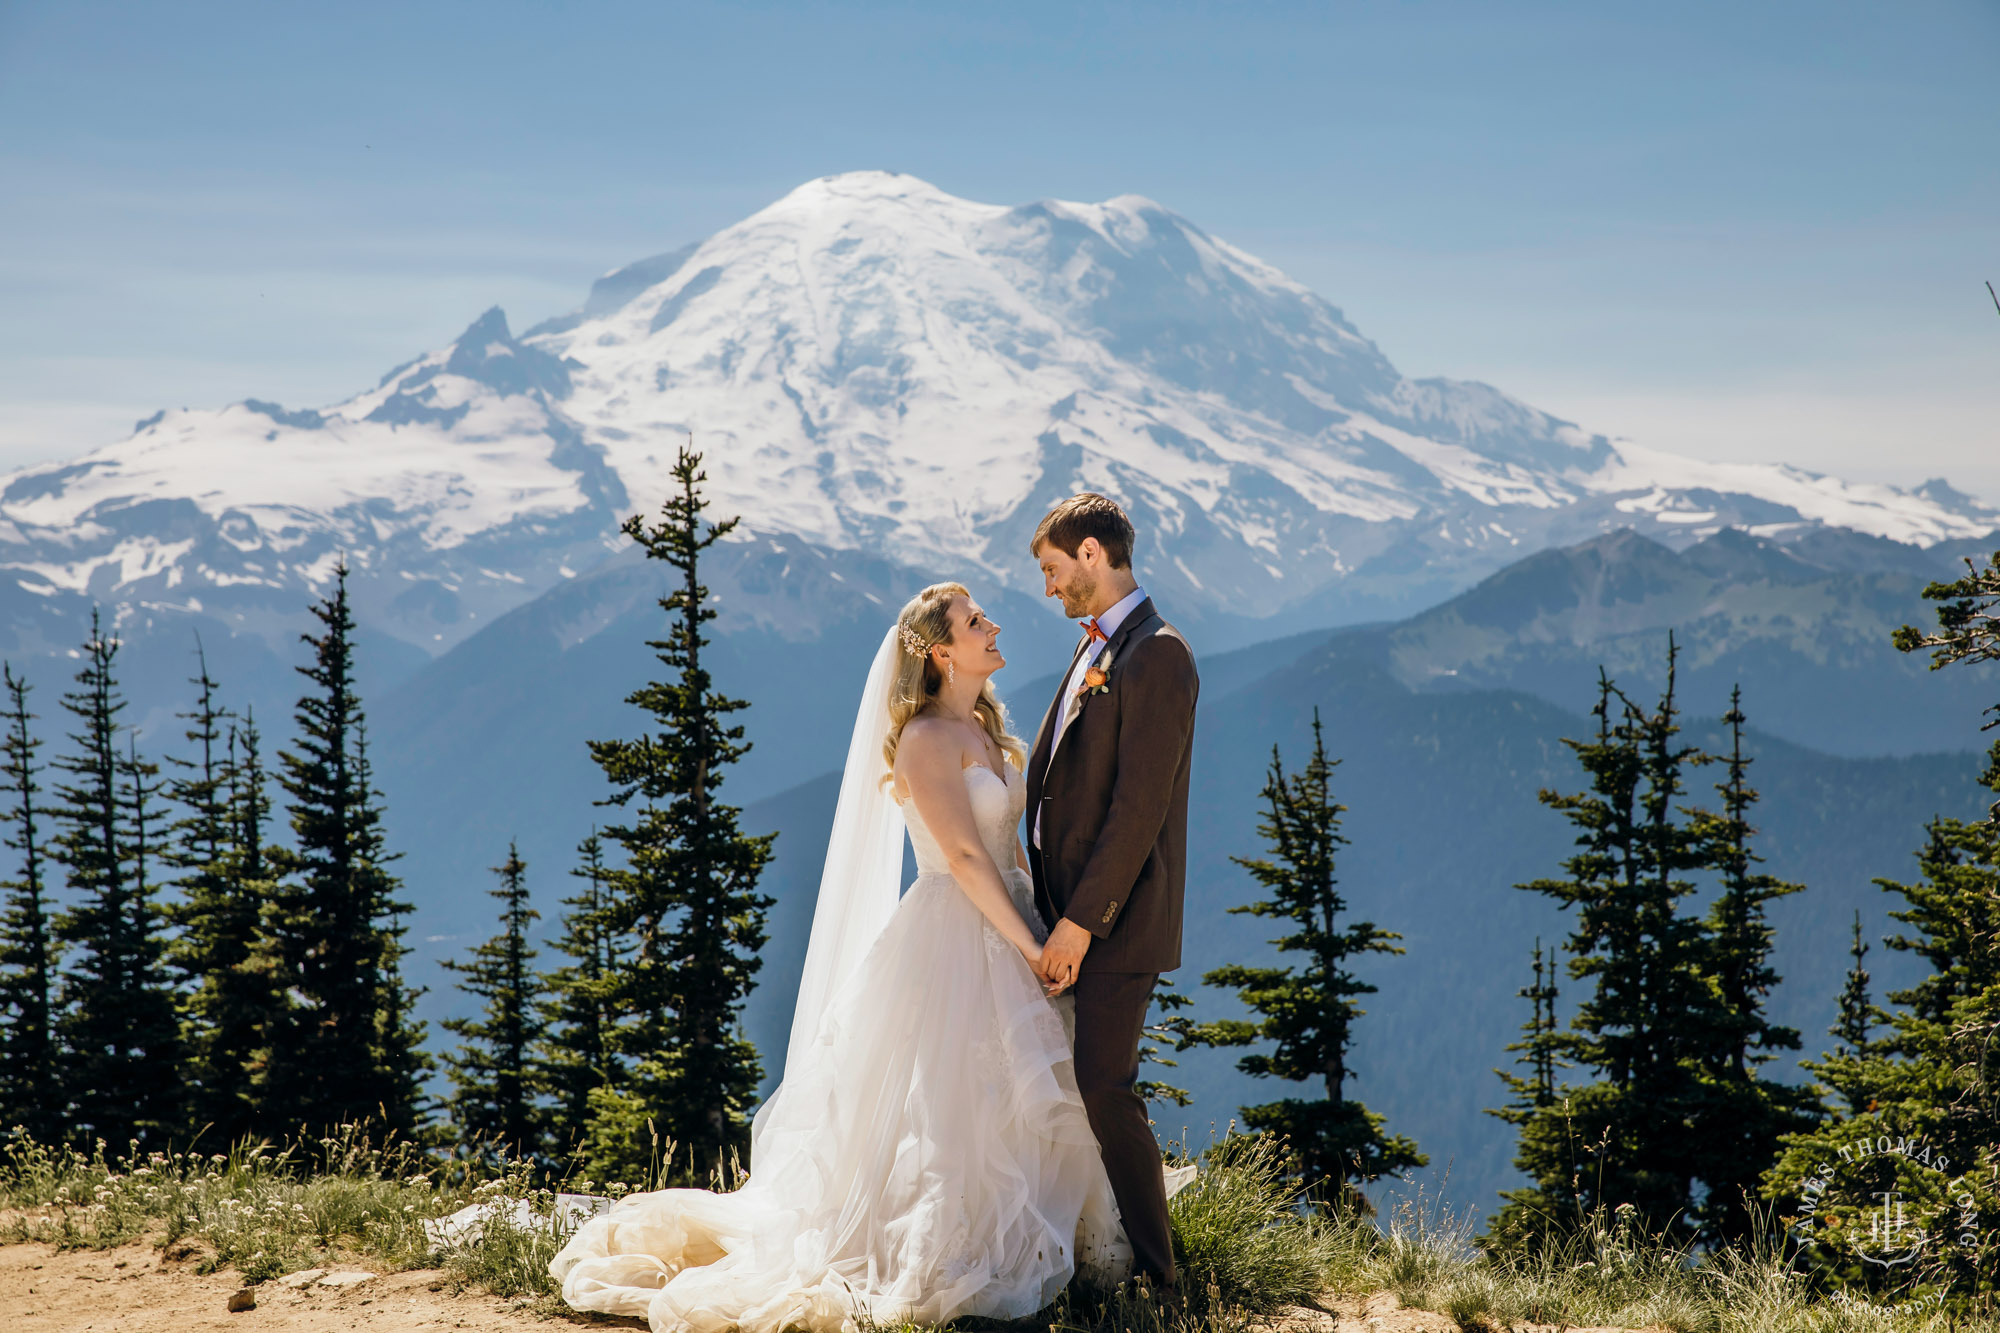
top-left (880, 582), bottom-right (1027, 785)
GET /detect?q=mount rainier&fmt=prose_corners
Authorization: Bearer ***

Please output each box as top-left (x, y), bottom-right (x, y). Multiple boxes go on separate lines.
top-left (3, 169), bottom-right (1991, 666)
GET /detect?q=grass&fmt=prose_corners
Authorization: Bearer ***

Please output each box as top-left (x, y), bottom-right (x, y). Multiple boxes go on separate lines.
top-left (2, 1126), bottom-right (1996, 1332)
top-left (1020, 1132), bottom-right (2000, 1333)
top-left (1318, 1186), bottom-right (1999, 1333)
top-left (0, 1126), bottom-right (576, 1292)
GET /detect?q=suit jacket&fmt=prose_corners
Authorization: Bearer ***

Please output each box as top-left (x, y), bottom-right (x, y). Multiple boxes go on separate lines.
top-left (1025, 598), bottom-right (1198, 974)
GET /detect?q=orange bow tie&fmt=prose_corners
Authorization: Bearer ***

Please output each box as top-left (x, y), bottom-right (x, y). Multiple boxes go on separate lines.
top-left (1082, 618), bottom-right (1108, 644)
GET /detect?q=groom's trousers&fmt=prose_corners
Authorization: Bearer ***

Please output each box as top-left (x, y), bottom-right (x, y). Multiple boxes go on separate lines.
top-left (1072, 969), bottom-right (1176, 1287)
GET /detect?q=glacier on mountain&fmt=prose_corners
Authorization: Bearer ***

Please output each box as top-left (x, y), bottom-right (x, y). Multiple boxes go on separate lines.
top-left (0, 170), bottom-right (1989, 660)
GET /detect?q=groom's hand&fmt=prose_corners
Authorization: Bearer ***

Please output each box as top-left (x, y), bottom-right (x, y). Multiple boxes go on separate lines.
top-left (1040, 919), bottom-right (1092, 992)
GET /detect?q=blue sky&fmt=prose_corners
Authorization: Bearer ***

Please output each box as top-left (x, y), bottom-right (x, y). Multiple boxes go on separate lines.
top-left (2, 0), bottom-right (1996, 499)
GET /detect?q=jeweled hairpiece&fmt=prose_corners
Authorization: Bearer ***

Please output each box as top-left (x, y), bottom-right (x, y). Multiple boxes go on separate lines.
top-left (897, 624), bottom-right (933, 658)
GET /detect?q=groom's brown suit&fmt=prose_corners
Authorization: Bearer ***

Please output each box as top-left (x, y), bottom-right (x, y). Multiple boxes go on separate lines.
top-left (1025, 597), bottom-right (1197, 1286)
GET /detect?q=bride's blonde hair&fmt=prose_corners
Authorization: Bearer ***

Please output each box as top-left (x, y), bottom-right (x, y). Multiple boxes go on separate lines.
top-left (881, 582), bottom-right (1028, 783)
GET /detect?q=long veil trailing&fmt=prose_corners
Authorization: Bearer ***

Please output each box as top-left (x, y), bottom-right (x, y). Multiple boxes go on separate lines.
top-left (547, 621), bottom-right (1142, 1333)
top-left (765, 625), bottom-right (905, 1102)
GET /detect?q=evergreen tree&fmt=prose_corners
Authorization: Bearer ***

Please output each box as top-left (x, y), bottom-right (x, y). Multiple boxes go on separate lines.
top-left (226, 710), bottom-right (282, 1121)
top-left (354, 719), bottom-right (429, 1130)
top-left (441, 842), bottom-right (545, 1158)
top-left (1695, 689), bottom-right (1806, 1076)
top-left (1489, 937), bottom-right (1565, 1127)
top-left (264, 567), bottom-right (428, 1135)
top-left (1134, 978), bottom-right (1195, 1110)
top-left (1766, 811), bottom-right (2000, 1299)
top-left (1685, 687), bottom-right (1820, 1247)
top-left (49, 612), bottom-right (181, 1148)
top-left (1181, 710), bottom-right (1425, 1208)
top-left (1766, 553), bottom-right (2000, 1300)
top-left (1807, 912), bottom-right (1877, 1125)
top-left (0, 666), bottom-right (60, 1140)
top-left (166, 650), bottom-right (274, 1145)
top-left (580, 445), bottom-right (776, 1184)
top-left (1893, 547), bottom-right (2000, 822)
top-left (534, 831), bottom-right (621, 1163)
top-left (1487, 646), bottom-right (1720, 1250)
top-left (1831, 911), bottom-right (1874, 1062)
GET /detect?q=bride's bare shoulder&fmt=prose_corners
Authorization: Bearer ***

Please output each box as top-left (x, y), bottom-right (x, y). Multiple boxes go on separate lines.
top-left (897, 715), bottom-right (956, 759)
top-left (892, 718), bottom-right (963, 802)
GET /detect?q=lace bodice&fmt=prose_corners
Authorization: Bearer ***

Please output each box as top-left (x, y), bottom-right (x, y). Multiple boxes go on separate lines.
top-left (900, 763), bottom-right (1041, 937)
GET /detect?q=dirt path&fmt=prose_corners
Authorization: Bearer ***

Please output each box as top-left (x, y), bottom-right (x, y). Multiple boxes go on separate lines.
top-left (0, 1239), bottom-right (617, 1332)
top-left (1, 1240), bottom-right (1675, 1333)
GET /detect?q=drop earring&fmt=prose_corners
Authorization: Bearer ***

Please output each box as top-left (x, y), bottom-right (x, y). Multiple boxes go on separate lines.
top-left (946, 659), bottom-right (957, 685)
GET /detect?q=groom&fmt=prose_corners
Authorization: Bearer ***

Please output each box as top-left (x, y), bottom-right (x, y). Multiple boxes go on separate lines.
top-left (1024, 492), bottom-right (1198, 1290)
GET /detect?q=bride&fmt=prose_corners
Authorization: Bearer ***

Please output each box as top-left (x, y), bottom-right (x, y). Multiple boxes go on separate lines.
top-left (549, 581), bottom-right (1134, 1333)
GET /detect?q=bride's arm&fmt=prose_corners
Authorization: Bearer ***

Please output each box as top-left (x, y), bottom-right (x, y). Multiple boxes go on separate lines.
top-left (898, 722), bottom-right (1043, 962)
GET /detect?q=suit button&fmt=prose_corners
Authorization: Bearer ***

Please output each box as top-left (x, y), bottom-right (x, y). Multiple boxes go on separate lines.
top-left (1102, 901), bottom-right (1118, 924)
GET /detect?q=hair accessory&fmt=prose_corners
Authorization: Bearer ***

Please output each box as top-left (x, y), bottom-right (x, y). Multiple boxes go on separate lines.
top-left (897, 624), bottom-right (933, 658)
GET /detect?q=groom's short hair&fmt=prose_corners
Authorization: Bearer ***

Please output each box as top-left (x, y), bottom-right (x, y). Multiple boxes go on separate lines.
top-left (1031, 493), bottom-right (1134, 570)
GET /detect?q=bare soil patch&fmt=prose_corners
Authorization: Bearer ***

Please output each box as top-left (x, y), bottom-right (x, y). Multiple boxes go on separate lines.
top-left (0, 1238), bottom-right (627, 1333)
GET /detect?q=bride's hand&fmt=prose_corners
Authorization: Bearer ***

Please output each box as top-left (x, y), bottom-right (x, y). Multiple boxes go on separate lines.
top-left (1024, 942), bottom-right (1068, 996)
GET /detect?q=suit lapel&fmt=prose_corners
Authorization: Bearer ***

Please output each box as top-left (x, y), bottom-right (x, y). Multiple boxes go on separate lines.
top-left (1028, 632), bottom-right (1090, 802)
top-left (1046, 598), bottom-right (1156, 774)
top-left (1098, 597), bottom-right (1155, 673)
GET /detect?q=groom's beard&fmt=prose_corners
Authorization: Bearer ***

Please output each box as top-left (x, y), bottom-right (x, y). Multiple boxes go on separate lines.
top-left (1057, 571), bottom-right (1099, 618)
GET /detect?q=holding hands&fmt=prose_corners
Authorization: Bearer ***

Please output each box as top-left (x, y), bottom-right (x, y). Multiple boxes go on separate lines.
top-left (1035, 918), bottom-right (1091, 996)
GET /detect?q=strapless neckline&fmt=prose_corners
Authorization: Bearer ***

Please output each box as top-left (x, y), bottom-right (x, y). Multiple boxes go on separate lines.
top-left (895, 761), bottom-right (1014, 805)
top-left (899, 760), bottom-right (1028, 890)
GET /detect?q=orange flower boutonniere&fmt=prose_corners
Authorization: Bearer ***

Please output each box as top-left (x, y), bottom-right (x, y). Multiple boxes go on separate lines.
top-left (1077, 648), bottom-right (1116, 698)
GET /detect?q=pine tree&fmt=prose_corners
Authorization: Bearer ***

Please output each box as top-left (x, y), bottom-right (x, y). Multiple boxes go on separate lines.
top-left (49, 612), bottom-right (181, 1148)
top-left (1182, 710), bottom-right (1425, 1208)
top-left (1489, 938), bottom-right (1565, 1127)
top-left (166, 650), bottom-right (275, 1146)
top-left (1766, 811), bottom-right (2000, 1298)
top-left (1893, 546), bottom-right (2000, 823)
top-left (225, 710), bottom-right (282, 1122)
top-left (264, 566), bottom-right (428, 1136)
top-left (354, 719), bottom-right (429, 1132)
top-left (1807, 911), bottom-right (1877, 1121)
top-left (1765, 554), bottom-right (2000, 1300)
top-left (1696, 689), bottom-right (1806, 1075)
top-left (1134, 978), bottom-right (1195, 1110)
top-left (1685, 687), bottom-right (1820, 1247)
top-left (534, 831), bottom-right (621, 1164)
top-left (1832, 911), bottom-right (1874, 1061)
top-left (0, 666), bottom-right (61, 1141)
top-left (580, 445), bottom-right (776, 1184)
top-left (1487, 645), bottom-right (1721, 1251)
top-left (441, 842), bottom-right (545, 1159)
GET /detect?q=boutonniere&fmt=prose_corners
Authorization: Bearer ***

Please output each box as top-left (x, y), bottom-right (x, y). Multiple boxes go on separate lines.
top-left (1076, 647), bottom-right (1116, 698)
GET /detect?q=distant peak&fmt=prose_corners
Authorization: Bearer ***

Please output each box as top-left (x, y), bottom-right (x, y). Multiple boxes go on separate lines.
top-left (779, 170), bottom-right (961, 207)
top-left (1912, 476), bottom-right (1989, 513)
top-left (453, 306), bottom-right (514, 347)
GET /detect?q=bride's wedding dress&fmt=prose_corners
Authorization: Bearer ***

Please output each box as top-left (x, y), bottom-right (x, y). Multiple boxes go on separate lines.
top-left (549, 640), bottom-right (1131, 1333)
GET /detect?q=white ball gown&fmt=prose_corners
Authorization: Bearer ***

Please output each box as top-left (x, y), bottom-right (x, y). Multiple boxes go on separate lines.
top-left (548, 744), bottom-right (1133, 1333)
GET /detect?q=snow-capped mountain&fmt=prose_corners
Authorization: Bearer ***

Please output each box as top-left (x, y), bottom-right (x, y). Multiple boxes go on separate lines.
top-left (2, 170), bottom-right (1990, 661)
